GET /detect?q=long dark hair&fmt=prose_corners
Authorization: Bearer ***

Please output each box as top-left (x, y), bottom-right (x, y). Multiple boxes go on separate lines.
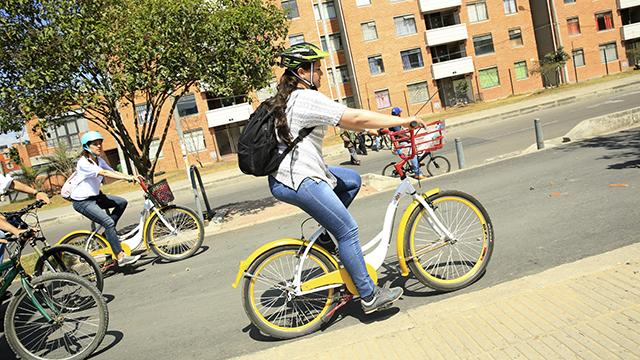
top-left (272, 63), bottom-right (312, 146)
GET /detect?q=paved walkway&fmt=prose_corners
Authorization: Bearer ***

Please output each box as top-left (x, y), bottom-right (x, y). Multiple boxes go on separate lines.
top-left (233, 242), bottom-right (640, 360)
top-left (30, 72), bottom-right (640, 226)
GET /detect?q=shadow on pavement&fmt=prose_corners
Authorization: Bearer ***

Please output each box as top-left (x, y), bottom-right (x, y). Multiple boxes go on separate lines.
top-left (561, 128), bottom-right (640, 170)
top-left (211, 197), bottom-right (280, 223)
top-left (242, 323), bottom-right (285, 343)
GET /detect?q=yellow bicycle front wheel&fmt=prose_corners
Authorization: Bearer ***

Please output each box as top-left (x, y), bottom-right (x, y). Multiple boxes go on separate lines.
top-left (404, 190), bottom-right (494, 291)
top-left (242, 245), bottom-right (337, 339)
top-left (145, 205), bottom-right (204, 261)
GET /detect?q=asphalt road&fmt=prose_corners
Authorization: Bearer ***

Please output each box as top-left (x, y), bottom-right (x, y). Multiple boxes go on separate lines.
top-left (3, 126), bottom-right (637, 359)
top-left (36, 85), bottom-right (640, 243)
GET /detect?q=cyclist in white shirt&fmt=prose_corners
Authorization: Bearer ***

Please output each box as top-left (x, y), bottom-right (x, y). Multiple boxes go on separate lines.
top-left (70, 131), bottom-right (140, 267)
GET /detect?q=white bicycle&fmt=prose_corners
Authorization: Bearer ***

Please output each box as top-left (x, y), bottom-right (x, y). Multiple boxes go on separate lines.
top-left (58, 177), bottom-right (204, 269)
top-left (232, 124), bottom-right (495, 339)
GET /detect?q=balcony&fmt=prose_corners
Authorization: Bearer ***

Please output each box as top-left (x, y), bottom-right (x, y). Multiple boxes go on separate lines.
top-left (618, 0), bottom-right (640, 10)
top-left (425, 24), bottom-right (468, 47)
top-left (622, 22), bottom-right (640, 40)
top-left (431, 57), bottom-right (474, 80)
top-left (419, 0), bottom-right (461, 13)
top-left (206, 103), bottom-right (253, 128)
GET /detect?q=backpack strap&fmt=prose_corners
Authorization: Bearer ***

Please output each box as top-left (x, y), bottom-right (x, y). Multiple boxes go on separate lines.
top-left (284, 127), bottom-right (314, 156)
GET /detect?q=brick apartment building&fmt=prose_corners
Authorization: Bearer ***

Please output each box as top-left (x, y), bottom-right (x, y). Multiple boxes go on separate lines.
top-left (13, 0), bottom-right (640, 175)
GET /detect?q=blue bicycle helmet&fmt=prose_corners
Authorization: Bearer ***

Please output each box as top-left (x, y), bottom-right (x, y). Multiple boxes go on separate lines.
top-left (80, 131), bottom-right (104, 152)
top-left (391, 107), bottom-right (402, 116)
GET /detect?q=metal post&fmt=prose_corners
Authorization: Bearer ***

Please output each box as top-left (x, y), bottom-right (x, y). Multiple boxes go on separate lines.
top-left (454, 138), bottom-right (465, 169)
top-left (172, 98), bottom-right (191, 178)
top-left (534, 118), bottom-right (545, 150)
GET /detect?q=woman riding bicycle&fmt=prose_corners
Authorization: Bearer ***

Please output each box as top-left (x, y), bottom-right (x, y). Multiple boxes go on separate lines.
top-left (269, 42), bottom-right (426, 314)
top-left (70, 131), bottom-right (140, 267)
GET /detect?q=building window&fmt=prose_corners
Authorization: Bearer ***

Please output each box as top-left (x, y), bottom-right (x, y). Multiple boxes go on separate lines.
top-left (473, 33), bottom-right (495, 55)
top-left (400, 48), bottom-right (424, 70)
top-left (356, 0), bottom-right (371, 5)
top-left (177, 93), bottom-right (199, 117)
top-left (572, 48), bottom-right (585, 67)
top-left (313, 1), bottom-right (336, 20)
top-left (467, 1), bottom-right (488, 23)
top-left (289, 34), bottom-right (304, 46)
top-left (479, 67), bottom-right (500, 88)
top-left (564, 0), bottom-right (576, 3)
top-left (394, 15), bottom-right (417, 36)
top-left (375, 89), bottom-right (391, 109)
top-left (361, 21), bottom-right (378, 41)
top-left (281, 0), bottom-right (299, 19)
top-left (508, 28), bottom-right (523, 47)
top-left (135, 103), bottom-right (152, 124)
top-left (184, 129), bottom-right (206, 152)
top-left (407, 82), bottom-right (429, 104)
top-left (514, 61), bottom-right (528, 80)
top-left (596, 11), bottom-right (614, 31)
top-left (149, 138), bottom-right (164, 159)
top-left (328, 65), bottom-right (350, 85)
top-left (425, 11), bottom-right (457, 29)
top-left (599, 42), bottom-right (618, 63)
top-left (504, 0), bottom-right (517, 15)
top-left (368, 55), bottom-right (385, 75)
top-left (46, 116), bottom-right (81, 149)
top-left (321, 33), bottom-right (343, 52)
top-left (567, 17), bottom-right (581, 35)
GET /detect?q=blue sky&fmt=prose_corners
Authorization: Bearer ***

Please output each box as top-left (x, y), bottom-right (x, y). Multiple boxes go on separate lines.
top-left (0, 131), bottom-right (26, 147)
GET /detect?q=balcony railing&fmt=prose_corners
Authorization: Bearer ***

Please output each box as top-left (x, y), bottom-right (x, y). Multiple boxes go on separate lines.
top-left (431, 57), bottom-right (475, 80)
top-left (618, 0), bottom-right (640, 10)
top-left (425, 24), bottom-right (468, 47)
top-left (622, 22), bottom-right (640, 40)
top-left (206, 103), bottom-right (253, 128)
top-left (419, 0), bottom-right (461, 13)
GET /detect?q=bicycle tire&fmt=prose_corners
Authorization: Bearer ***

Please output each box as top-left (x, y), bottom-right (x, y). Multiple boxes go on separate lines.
top-left (4, 272), bottom-right (109, 360)
top-left (425, 155), bottom-right (451, 177)
top-left (382, 163), bottom-right (400, 178)
top-left (381, 134), bottom-right (392, 150)
top-left (145, 205), bottom-right (204, 261)
top-left (59, 232), bottom-right (114, 269)
top-left (403, 190), bottom-right (494, 291)
top-left (242, 245), bottom-right (337, 339)
top-left (34, 244), bottom-right (104, 292)
top-left (364, 134), bottom-right (374, 148)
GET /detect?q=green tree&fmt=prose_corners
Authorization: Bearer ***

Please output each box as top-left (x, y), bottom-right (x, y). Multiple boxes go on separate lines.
top-left (15, 164), bottom-right (45, 191)
top-left (530, 47), bottom-right (570, 87)
top-left (0, 0), bottom-right (288, 180)
top-left (7, 146), bottom-right (22, 166)
top-left (42, 142), bottom-right (77, 180)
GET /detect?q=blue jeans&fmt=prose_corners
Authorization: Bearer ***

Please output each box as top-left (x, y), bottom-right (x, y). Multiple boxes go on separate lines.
top-left (269, 166), bottom-right (376, 299)
top-left (73, 193), bottom-right (128, 255)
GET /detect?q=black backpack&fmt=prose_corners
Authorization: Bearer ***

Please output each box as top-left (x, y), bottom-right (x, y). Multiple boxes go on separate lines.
top-left (237, 100), bottom-right (314, 177)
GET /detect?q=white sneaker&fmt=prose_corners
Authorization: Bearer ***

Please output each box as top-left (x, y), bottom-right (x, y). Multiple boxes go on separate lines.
top-left (117, 254), bottom-right (140, 266)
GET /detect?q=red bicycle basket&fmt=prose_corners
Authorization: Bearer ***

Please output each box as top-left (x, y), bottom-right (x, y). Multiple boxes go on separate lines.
top-left (148, 179), bottom-right (174, 206)
top-left (389, 120), bottom-right (445, 157)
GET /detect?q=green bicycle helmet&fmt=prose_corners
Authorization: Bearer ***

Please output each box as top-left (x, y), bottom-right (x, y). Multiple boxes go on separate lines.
top-left (280, 42), bottom-right (328, 90)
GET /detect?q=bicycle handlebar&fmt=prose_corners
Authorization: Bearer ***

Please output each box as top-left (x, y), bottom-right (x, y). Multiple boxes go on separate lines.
top-left (1, 200), bottom-right (46, 218)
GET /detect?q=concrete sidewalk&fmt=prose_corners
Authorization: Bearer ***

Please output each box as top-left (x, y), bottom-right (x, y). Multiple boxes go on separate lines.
top-left (232, 242), bottom-right (640, 360)
top-left (31, 72), bottom-right (640, 226)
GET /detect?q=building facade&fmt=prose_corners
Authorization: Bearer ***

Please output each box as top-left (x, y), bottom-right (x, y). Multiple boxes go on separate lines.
top-left (13, 0), bottom-right (639, 174)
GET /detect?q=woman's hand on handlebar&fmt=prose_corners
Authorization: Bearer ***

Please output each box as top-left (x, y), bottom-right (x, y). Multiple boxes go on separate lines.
top-left (127, 175), bottom-right (140, 184)
top-left (35, 191), bottom-right (50, 204)
top-left (405, 116), bottom-right (428, 129)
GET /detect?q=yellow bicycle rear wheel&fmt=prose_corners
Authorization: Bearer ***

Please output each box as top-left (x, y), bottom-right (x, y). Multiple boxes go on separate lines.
top-left (242, 245), bottom-right (337, 339)
top-left (404, 190), bottom-right (494, 291)
top-left (59, 232), bottom-right (114, 267)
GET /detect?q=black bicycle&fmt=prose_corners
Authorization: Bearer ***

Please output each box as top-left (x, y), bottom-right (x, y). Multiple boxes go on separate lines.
top-left (382, 151), bottom-right (451, 178)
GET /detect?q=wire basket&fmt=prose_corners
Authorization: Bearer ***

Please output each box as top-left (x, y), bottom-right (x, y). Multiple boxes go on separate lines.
top-left (389, 120), bottom-right (445, 157)
top-left (148, 179), bottom-right (175, 206)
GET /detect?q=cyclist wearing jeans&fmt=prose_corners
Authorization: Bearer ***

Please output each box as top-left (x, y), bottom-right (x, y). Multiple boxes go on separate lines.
top-left (268, 43), bottom-right (427, 314)
top-left (70, 131), bottom-right (140, 267)
top-left (389, 107), bottom-right (425, 180)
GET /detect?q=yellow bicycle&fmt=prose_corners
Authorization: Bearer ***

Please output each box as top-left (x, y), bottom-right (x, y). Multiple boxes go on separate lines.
top-left (57, 177), bottom-right (204, 269)
top-left (232, 124), bottom-right (494, 339)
